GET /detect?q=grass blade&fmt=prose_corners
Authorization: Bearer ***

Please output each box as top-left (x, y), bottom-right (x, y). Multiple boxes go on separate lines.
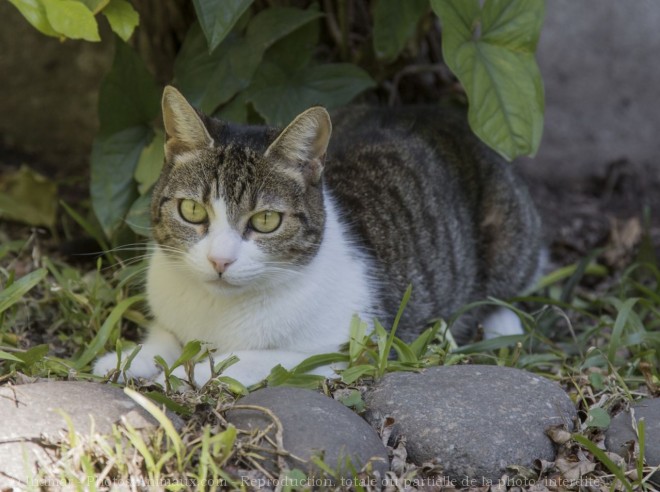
top-left (378, 284), bottom-right (412, 376)
top-left (0, 268), bottom-right (47, 315)
top-left (573, 434), bottom-right (633, 492)
top-left (607, 297), bottom-right (639, 363)
top-left (74, 294), bottom-right (145, 369)
top-left (124, 387), bottom-right (184, 466)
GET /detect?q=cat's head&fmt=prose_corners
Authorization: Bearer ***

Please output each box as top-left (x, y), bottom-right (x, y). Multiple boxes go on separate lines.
top-left (151, 86), bottom-right (332, 292)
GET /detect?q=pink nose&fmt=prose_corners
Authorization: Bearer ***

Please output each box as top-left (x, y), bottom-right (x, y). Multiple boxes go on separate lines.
top-left (208, 255), bottom-right (236, 274)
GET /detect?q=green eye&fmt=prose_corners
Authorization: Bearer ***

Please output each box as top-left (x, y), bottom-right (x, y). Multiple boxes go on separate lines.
top-left (250, 211), bottom-right (282, 233)
top-left (179, 199), bottom-right (208, 224)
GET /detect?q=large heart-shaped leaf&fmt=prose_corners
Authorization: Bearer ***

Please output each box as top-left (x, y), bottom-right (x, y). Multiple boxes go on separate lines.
top-left (91, 126), bottom-right (151, 237)
top-left (174, 26), bottom-right (260, 114)
top-left (0, 166), bottom-right (58, 229)
top-left (41, 0), bottom-right (100, 41)
top-left (102, 0), bottom-right (139, 42)
top-left (7, 0), bottom-right (59, 37)
top-left (174, 8), bottom-right (323, 115)
top-left (431, 0), bottom-right (545, 160)
top-left (248, 62), bottom-right (375, 126)
top-left (192, 0), bottom-right (253, 52)
top-left (125, 191), bottom-right (152, 237)
top-left (98, 38), bottom-right (160, 136)
top-left (373, 0), bottom-right (428, 62)
top-left (134, 129), bottom-right (164, 195)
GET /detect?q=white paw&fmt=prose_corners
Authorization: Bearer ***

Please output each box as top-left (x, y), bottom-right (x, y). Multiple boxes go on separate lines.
top-left (93, 352), bottom-right (122, 377)
top-left (482, 308), bottom-right (523, 339)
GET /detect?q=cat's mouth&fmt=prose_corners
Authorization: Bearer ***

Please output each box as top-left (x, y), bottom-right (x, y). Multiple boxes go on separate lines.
top-left (205, 277), bottom-right (242, 289)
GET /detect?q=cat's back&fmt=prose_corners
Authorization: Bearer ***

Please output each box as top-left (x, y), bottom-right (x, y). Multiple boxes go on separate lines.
top-left (324, 105), bottom-right (541, 340)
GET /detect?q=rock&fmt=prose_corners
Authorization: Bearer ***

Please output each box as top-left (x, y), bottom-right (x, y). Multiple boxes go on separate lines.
top-left (605, 398), bottom-right (660, 486)
top-left (0, 381), bottom-right (183, 489)
top-left (226, 387), bottom-right (389, 480)
top-left (363, 365), bottom-right (576, 483)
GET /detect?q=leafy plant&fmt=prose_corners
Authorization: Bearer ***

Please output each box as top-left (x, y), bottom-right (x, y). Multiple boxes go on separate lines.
top-left (8, 0), bottom-right (547, 245)
top-left (7, 0), bottom-right (139, 42)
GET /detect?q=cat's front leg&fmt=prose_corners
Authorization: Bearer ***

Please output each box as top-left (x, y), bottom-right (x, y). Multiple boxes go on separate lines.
top-left (159, 349), bottom-right (338, 389)
top-left (93, 328), bottom-right (181, 380)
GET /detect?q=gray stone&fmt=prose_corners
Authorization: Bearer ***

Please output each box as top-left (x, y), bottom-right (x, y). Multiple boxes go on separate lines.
top-left (226, 387), bottom-right (388, 479)
top-left (364, 365), bottom-right (576, 482)
top-left (605, 398), bottom-right (660, 486)
top-left (519, 0), bottom-right (660, 179)
top-left (0, 381), bottom-right (183, 488)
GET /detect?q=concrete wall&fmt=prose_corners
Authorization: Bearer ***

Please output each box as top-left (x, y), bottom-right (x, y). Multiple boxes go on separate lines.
top-left (521, 0), bottom-right (660, 177)
top-left (0, 2), bottom-right (112, 174)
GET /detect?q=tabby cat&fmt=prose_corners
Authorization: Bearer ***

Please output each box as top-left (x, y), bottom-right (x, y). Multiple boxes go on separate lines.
top-left (93, 86), bottom-right (542, 386)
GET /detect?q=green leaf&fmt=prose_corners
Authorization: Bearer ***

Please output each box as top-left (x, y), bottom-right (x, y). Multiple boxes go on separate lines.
top-left (41, 0), bottom-right (100, 41)
top-left (102, 0), bottom-right (139, 42)
top-left (79, 0), bottom-right (110, 13)
top-left (585, 407), bottom-right (611, 429)
top-left (75, 294), bottom-right (145, 369)
top-left (91, 126), bottom-right (151, 237)
top-left (340, 364), bottom-right (375, 384)
top-left (573, 435), bottom-right (633, 492)
top-left (588, 372), bottom-right (605, 391)
top-left (215, 376), bottom-right (249, 396)
top-left (192, 0), bottom-right (253, 52)
top-left (245, 6), bottom-right (323, 54)
top-left (98, 39), bottom-right (160, 136)
top-left (175, 8), bottom-right (322, 114)
top-left (373, 0), bottom-right (428, 62)
top-left (216, 91), bottom-right (250, 123)
top-left (431, 0), bottom-right (545, 160)
top-left (145, 391), bottom-right (192, 417)
top-left (409, 321), bottom-right (442, 358)
top-left (134, 128), bottom-right (164, 194)
top-left (339, 389), bottom-right (365, 412)
top-left (125, 192), bottom-right (152, 237)
top-left (174, 26), bottom-right (260, 114)
top-left (124, 387), bottom-right (184, 464)
top-left (0, 350), bottom-right (23, 363)
top-left (452, 334), bottom-right (526, 354)
top-left (172, 340), bottom-right (202, 369)
top-left (0, 166), bottom-right (58, 229)
top-left (249, 62), bottom-right (375, 126)
top-left (7, 0), bottom-right (59, 37)
top-left (292, 352), bottom-right (347, 374)
top-left (0, 268), bottom-right (47, 315)
top-left (14, 344), bottom-right (49, 367)
top-left (348, 315), bottom-right (368, 363)
top-left (607, 297), bottom-right (639, 363)
top-left (391, 338), bottom-right (418, 363)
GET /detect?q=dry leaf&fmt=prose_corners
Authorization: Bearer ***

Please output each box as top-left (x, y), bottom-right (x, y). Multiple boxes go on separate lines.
top-left (555, 457), bottom-right (597, 481)
top-left (0, 165), bottom-right (57, 229)
top-left (546, 425), bottom-right (572, 445)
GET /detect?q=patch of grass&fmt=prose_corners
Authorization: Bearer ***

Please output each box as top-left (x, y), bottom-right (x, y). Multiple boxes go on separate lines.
top-left (1, 217), bottom-right (659, 490)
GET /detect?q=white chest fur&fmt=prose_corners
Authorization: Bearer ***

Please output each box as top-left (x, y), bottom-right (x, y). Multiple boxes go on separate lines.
top-left (147, 194), bottom-right (376, 355)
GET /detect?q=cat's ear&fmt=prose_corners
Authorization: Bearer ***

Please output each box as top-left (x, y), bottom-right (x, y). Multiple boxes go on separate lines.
top-left (162, 86), bottom-right (213, 156)
top-left (265, 107), bottom-right (332, 185)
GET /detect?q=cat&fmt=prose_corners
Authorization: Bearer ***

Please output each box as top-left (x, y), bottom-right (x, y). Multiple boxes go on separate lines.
top-left (93, 86), bottom-right (542, 387)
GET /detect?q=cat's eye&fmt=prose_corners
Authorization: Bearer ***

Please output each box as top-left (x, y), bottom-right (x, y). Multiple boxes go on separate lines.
top-left (179, 199), bottom-right (208, 224)
top-left (250, 211), bottom-right (282, 233)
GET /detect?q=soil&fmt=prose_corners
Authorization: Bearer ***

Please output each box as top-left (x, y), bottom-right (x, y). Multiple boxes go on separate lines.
top-left (521, 158), bottom-right (660, 271)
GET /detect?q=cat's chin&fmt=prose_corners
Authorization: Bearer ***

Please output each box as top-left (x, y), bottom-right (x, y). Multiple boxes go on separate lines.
top-left (202, 276), bottom-right (261, 295)
top-left (204, 277), bottom-right (245, 291)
